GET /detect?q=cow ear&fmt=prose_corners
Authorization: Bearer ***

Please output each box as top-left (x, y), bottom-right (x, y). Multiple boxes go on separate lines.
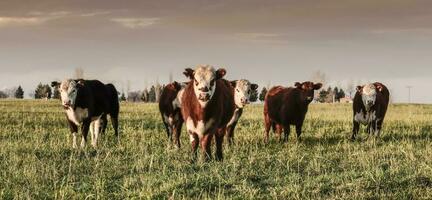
top-left (51, 81), bottom-right (60, 88)
top-left (376, 84), bottom-right (383, 92)
top-left (294, 82), bottom-right (302, 88)
top-left (215, 68), bottom-right (226, 79)
top-left (183, 68), bottom-right (194, 79)
top-left (313, 83), bottom-right (322, 90)
top-left (230, 80), bottom-right (237, 88)
top-left (77, 79), bottom-right (85, 85)
top-left (173, 81), bottom-right (182, 90)
top-left (356, 86), bottom-right (363, 92)
top-left (251, 83), bottom-right (259, 90)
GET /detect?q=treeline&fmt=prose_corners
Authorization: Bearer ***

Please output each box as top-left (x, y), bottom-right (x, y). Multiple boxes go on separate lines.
top-left (121, 84), bottom-right (164, 102)
top-left (1, 80), bottom-right (347, 104)
top-left (0, 86), bottom-right (24, 99)
top-left (255, 86), bottom-right (347, 103)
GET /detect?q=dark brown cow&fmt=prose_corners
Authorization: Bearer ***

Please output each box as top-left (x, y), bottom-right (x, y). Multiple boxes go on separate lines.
top-left (351, 82), bottom-right (390, 140)
top-left (181, 65), bottom-right (235, 161)
top-left (159, 81), bottom-right (185, 148)
top-left (264, 81), bottom-right (322, 143)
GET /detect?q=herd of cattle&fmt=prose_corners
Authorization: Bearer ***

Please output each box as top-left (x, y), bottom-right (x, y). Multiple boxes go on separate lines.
top-left (51, 65), bottom-right (390, 161)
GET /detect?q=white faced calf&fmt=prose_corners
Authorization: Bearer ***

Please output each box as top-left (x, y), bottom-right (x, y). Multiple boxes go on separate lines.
top-left (352, 82), bottom-right (390, 140)
top-left (225, 79), bottom-right (258, 144)
top-left (52, 79), bottom-right (120, 148)
top-left (181, 65), bottom-right (235, 161)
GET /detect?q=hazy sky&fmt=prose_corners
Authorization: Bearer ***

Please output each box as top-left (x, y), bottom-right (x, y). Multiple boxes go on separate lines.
top-left (1, 0), bottom-right (431, 103)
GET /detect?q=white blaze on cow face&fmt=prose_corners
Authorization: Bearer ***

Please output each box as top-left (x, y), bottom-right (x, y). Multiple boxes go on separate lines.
top-left (361, 83), bottom-right (377, 111)
top-left (233, 80), bottom-right (255, 108)
top-left (193, 66), bottom-right (217, 108)
top-left (59, 79), bottom-right (78, 108)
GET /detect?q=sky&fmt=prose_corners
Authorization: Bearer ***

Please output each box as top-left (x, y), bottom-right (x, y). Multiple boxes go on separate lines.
top-left (0, 0), bottom-right (431, 103)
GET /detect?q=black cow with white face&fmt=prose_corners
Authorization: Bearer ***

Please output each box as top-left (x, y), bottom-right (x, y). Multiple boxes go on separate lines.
top-left (51, 79), bottom-right (119, 148)
top-left (225, 79), bottom-right (258, 144)
top-left (351, 82), bottom-right (390, 140)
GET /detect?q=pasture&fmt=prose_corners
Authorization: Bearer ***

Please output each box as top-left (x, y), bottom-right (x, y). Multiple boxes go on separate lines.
top-left (0, 100), bottom-right (431, 199)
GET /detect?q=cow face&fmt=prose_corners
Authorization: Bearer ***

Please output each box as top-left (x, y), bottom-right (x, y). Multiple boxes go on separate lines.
top-left (55, 79), bottom-right (81, 109)
top-left (357, 83), bottom-right (377, 111)
top-left (183, 65), bottom-right (226, 107)
top-left (231, 79), bottom-right (258, 108)
top-left (295, 81), bottom-right (322, 103)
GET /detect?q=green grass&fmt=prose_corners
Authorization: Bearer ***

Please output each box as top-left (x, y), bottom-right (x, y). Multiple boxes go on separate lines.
top-left (0, 100), bottom-right (431, 199)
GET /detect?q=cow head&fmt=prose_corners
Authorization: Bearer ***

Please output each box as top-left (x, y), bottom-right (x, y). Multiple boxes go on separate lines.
top-left (168, 81), bottom-right (182, 92)
top-left (183, 65), bottom-right (226, 107)
top-left (295, 81), bottom-right (322, 103)
top-left (357, 83), bottom-right (377, 111)
top-left (52, 79), bottom-right (83, 109)
top-left (231, 79), bottom-right (258, 108)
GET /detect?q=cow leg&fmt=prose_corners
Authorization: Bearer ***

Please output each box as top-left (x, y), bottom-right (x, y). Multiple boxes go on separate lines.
top-left (274, 124), bottom-right (282, 142)
top-left (162, 120), bottom-right (172, 143)
top-left (375, 119), bottom-right (383, 137)
top-left (201, 134), bottom-right (213, 162)
top-left (295, 123), bottom-right (303, 142)
top-left (226, 122), bottom-right (237, 145)
top-left (100, 114), bottom-right (108, 135)
top-left (215, 129), bottom-right (225, 161)
top-left (81, 120), bottom-right (91, 148)
top-left (68, 120), bottom-right (78, 148)
top-left (282, 124), bottom-right (290, 142)
top-left (264, 113), bottom-right (271, 143)
top-left (111, 116), bottom-right (119, 138)
top-left (92, 118), bottom-right (102, 147)
top-left (90, 121), bottom-right (95, 146)
top-left (351, 120), bottom-right (360, 140)
top-left (173, 118), bottom-right (183, 149)
top-left (189, 132), bottom-right (199, 163)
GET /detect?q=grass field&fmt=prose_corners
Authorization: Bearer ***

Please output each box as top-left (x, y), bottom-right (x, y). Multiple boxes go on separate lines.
top-left (0, 100), bottom-right (431, 199)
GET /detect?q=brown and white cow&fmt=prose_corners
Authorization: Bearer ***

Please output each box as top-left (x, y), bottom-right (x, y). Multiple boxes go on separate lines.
top-left (159, 81), bottom-right (185, 148)
top-left (351, 82), bottom-right (390, 140)
top-left (225, 79), bottom-right (258, 145)
top-left (264, 81), bottom-right (322, 143)
top-left (181, 65), bottom-right (235, 161)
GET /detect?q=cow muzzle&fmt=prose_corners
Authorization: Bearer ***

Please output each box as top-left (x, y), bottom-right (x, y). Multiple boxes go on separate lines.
top-left (198, 93), bottom-right (211, 101)
top-left (241, 98), bottom-right (249, 105)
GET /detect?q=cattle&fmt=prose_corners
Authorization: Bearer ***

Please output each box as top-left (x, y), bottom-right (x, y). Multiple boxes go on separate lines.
top-left (181, 65), bottom-right (235, 161)
top-left (351, 82), bottom-right (390, 140)
top-left (159, 81), bottom-right (185, 148)
top-left (263, 81), bottom-right (322, 143)
top-left (225, 79), bottom-right (258, 145)
top-left (51, 79), bottom-right (119, 148)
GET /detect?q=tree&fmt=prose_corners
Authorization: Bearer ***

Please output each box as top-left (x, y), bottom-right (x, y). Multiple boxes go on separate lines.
top-left (259, 87), bottom-right (267, 102)
top-left (75, 67), bottom-right (84, 79)
top-left (15, 86), bottom-right (24, 99)
top-left (52, 87), bottom-right (61, 99)
top-left (318, 89), bottom-right (329, 103)
top-left (311, 70), bottom-right (327, 86)
top-left (34, 83), bottom-right (52, 99)
top-left (155, 83), bottom-right (162, 103)
top-left (148, 86), bottom-right (156, 102)
top-left (333, 87), bottom-right (339, 102)
top-left (119, 92), bottom-right (126, 101)
top-left (141, 88), bottom-right (149, 102)
top-left (0, 91), bottom-right (7, 98)
top-left (249, 87), bottom-right (258, 102)
top-left (127, 91), bottom-right (141, 102)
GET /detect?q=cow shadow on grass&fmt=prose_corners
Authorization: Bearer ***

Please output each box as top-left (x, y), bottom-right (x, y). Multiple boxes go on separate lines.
top-left (258, 130), bottom-right (432, 147)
